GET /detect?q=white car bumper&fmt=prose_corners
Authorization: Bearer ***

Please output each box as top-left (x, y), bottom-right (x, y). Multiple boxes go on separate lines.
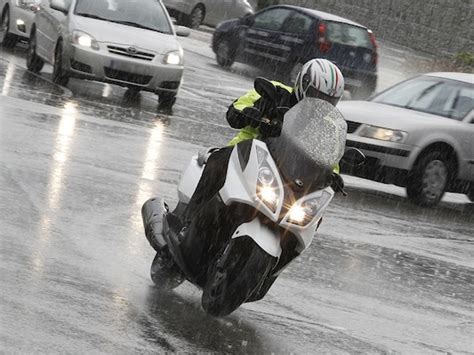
top-left (65, 43), bottom-right (184, 93)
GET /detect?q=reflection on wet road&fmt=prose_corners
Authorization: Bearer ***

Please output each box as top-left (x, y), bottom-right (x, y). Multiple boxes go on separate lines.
top-left (1, 32), bottom-right (473, 354)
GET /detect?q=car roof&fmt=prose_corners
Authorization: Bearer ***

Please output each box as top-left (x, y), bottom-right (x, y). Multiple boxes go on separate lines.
top-left (424, 72), bottom-right (474, 84)
top-left (273, 5), bottom-right (367, 28)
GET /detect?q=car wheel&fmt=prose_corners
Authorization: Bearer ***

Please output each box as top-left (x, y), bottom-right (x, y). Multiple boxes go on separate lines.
top-left (0, 8), bottom-right (17, 48)
top-left (187, 5), bottom-right (204, 29)
top-left (406, 151), bottom-right (454, 207)
top-left (26, 31), bottom-right (44, 73)
top-left (52, 41), bottom-right (70, 86)
top-left (215, 39), bottom-right (235, 67)
top-left (158, 92), bottom-right (176, 109)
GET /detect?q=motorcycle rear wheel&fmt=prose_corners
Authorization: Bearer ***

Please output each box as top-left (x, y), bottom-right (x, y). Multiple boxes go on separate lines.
top-left (202, 237), bottom-right (276, 317)
top-left (150, 250), bottom-right (185, 290)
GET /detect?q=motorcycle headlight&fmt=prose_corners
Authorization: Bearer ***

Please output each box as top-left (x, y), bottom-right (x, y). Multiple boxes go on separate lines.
top-left (163, 50), bottom-right (183, 65)
top-left (287, 189), bottom-right (334, 226)
top-left (72, 30), bottom-right (99, 50)
top-left (255, 147), bottom-right (281, 213)
top-left (359, 124), bottom-right (407, 143)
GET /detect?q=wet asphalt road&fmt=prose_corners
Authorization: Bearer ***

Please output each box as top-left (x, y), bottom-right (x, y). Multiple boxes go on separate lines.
top-left (1, 31), bottom-right (473, 354)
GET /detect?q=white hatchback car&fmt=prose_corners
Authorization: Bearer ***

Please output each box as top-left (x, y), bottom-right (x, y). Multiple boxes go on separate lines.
top-left (339, 72), bottom-right (474, 206)
top-left (27, 0), bottom-right (190, 108)
top-left (0, 0), bottom-right (41, 47)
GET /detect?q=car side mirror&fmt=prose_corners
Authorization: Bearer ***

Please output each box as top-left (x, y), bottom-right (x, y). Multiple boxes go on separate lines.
top-left (341, 148), bottom-right (365, 167)
top-left (175, 26), bottom-right (190, 37)
top-left (50, 0), bottom-right (68, 14)
top-left (254, 77), bottom-right (277, 103)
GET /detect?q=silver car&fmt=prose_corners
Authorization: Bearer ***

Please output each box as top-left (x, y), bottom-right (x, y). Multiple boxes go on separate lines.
top-left (0, 0), bottom-right (41, 47)
top-left (339, 72), bottom-right (474, 206)
top-left (27, 0), bottom-right (190, 108)
top-left (163, 0), bottom-right (254, 29)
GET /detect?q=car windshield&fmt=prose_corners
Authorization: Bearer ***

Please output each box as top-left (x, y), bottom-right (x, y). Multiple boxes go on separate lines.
top-left (74, 0), bottom-right (172, 34)
top-left (372, 76), bottom-right (474, 120)
top-left (325, 21), bottom-right (373, 49)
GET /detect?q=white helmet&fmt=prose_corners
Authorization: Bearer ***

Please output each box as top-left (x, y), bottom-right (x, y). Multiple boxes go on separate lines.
top-left (294, 59), bottom-right (345, 105)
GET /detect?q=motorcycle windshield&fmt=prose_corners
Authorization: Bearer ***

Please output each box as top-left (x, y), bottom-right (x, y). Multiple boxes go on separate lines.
top-left (266, 98), bottom-right (347, 192)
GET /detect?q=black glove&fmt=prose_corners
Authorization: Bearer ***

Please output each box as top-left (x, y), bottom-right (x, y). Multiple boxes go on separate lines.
top-left (260, 117), bottom-right (283, 138)
top-left (241, 106), bottom-right (263, 128)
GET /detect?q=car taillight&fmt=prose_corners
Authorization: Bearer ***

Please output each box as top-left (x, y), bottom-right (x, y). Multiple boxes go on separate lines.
top-left (368, 29), bottom-right (378, 65)
top-left (368, 29), bottom-right (378, 48)
top-left (316, 22), bottom-right (331, 54)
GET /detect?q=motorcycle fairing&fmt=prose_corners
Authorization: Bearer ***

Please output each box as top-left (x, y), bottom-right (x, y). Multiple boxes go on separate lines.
top-left (230, 218), bottom-right (282, 258)
top-left (220, 140), bottom-right (330, 254)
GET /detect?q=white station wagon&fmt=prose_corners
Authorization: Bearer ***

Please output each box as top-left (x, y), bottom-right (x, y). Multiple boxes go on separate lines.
top-left (27, 0), bottom-right (190, 108)
top-left (339, 72), bottom-right (474, 206)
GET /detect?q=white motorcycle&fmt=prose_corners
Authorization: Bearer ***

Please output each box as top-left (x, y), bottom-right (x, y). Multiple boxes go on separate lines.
top-left (142, 78), bottom-right (364, 317)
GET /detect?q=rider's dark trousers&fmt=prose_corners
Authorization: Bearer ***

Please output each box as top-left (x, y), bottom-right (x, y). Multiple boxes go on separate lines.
top-left (179, 146), bottom-right (233, 284)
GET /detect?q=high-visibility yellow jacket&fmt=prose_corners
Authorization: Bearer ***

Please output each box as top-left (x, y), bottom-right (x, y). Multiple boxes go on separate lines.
top-left (227, 81), bottom-right (293, 147)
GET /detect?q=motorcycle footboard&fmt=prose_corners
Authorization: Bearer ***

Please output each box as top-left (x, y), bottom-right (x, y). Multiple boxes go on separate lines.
top-left (141, 198), bottom-right (167, 251)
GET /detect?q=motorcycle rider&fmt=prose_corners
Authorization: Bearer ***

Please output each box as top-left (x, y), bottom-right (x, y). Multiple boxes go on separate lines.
top-left (177, 59), bottom-right (345, 280)
top-left (183, 58), bottom-right (345, 222)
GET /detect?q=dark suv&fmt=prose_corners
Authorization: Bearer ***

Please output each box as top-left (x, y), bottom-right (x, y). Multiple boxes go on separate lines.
top-left (212, 5), bottom-right (378, 98)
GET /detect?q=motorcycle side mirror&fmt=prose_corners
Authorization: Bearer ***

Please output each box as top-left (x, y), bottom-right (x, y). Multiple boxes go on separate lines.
top-left (341, 148), bottom-right (365, 167)
top-left (254, 77), bottom-right (277, 103)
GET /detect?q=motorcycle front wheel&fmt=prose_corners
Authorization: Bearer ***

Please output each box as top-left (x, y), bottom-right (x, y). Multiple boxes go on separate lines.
top-left (202, 237), bottom-right (276, 317)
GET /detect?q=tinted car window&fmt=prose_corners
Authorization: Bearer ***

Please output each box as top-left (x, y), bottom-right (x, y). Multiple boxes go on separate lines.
top-left (253, 8), bottom-right (293, 31)
top-left (373, 76), bottom-right (474, 120)
top-left (74, 0), bottom-right (172, 34)
top-left (283, 12), bottom-right (313, 34)
top-left (325, 21), bottom-right (373, 49)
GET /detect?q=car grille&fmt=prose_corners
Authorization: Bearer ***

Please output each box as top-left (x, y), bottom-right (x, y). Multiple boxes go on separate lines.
top-left (107, 45), bottom-right (155, 61)
top-left (104, 67), bottom-right (152, 85)
top-left (346, 120), bottom-right (362, 133)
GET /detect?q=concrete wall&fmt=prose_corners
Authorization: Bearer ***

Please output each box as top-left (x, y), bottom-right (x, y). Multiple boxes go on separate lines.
top-left (273, 0), bottom-right (473, 56)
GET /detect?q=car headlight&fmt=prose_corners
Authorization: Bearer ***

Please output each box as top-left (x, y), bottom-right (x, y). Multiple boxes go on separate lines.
top-left (72, 30), bottom-right (99, 50)
top-left (287, 189), bottom-right (334, 226)
top-left (163, 50), bottom-right (183, 65)
top-left (255, 147), bottom-right (281, 213)
top-left (359, 124), bottom-right (408, 143)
